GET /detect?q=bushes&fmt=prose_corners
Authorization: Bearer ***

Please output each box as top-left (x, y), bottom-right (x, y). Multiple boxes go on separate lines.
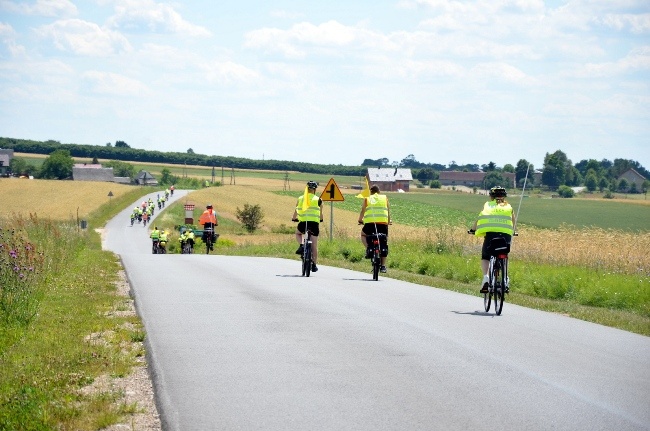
top-left (236, 204), bottom-right (264, 233)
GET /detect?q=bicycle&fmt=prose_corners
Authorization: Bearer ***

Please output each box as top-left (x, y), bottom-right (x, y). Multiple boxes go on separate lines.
top-left (181, 240), bottom-right (193, 254)
top-left (301, 229), bottom-right (314, 277)
top-left (152, 239), bottom-right (160, 254)
top-left (360, 222), bottom-right (388, 281)
top-left (203, 226), bottom-right (218, 254)
top-left (468, 230), bottom-right (513, 315)
top-left (293, 219), bottom-right (314, 277)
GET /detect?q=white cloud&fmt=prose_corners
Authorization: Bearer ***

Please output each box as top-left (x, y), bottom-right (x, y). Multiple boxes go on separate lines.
top-left (471, 62), bottom-right (534, 85)
top-left (244, 20), bottom-right (394, 58)
top-left (601, 13), bottom-right (650, 34)
top-left (0, 0), bottom-right (77, 17)
top-left (82, 70), bottom-right (149, 96)
top-left (36, 19), bottom-right (132, 56)
top-left (102, 0), bottom-right (211, 37)
top-left (200, 60), bottom-right (260, 85)
top-left (571, 46), bottom-right (650, 78)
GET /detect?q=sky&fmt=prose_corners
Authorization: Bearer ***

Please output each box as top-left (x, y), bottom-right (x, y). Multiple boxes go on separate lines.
top-left (0, 0), bottom-right (649, 170)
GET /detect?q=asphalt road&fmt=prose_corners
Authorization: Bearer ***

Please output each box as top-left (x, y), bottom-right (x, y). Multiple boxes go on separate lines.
top-left (104, 192), bottom-right (650, 431)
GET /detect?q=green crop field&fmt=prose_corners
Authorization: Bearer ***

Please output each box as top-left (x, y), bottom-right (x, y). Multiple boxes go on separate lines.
top-left (384, 192), bottom-right (650, 232)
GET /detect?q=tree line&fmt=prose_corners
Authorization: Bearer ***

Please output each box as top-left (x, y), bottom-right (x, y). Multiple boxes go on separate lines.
top-left (2, 138), bottom-right (647, 194)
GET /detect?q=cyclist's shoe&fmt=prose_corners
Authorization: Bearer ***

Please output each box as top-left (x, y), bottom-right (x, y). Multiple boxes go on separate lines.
top-left (380, 265), bottom-right (387, 273)
top-left (480, 275), bottom-right (489, 293)
top-left (311, 263), bottom-right (318, 272)
top-left (295, 245), bottom-right (304, 255)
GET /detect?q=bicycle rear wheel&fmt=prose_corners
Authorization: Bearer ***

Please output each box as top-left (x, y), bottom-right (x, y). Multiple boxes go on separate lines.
top-left (303, 243), bottom-right (311, 277)
top-left (494, 260), bottom-right (505, 315)
top-left (372, 253), bottom-right (380, 281)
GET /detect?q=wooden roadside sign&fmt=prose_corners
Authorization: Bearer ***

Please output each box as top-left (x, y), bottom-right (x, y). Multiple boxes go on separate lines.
top-left (320, 178), bottom-right (345, 202)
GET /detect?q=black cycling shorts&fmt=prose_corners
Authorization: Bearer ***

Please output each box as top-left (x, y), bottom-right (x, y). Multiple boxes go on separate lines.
top-left (297, 221), bottom-right (320, 237)
top-left (362, 223), bottom-right (388, 236)
top-left (481, 232), bottom-right (511, 260)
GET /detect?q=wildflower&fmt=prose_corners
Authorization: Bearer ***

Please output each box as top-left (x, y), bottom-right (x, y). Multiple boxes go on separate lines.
top-left (13, 266), bottom-right (19, 272)
top-left (10, 250), bottom-right (17, 258)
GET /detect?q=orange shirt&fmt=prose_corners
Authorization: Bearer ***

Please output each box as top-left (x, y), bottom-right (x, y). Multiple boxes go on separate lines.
top-left (198, 209), bottom-right (217, 226)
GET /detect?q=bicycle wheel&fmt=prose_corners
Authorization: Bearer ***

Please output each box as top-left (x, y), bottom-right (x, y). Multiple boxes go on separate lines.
top-left (372, 252), bottom-right (380, 281)
top-left (483, 259), bottom-right (493, 311)
top-left (303, 243), bottom-right (312, 277)
top-left (483, 291), bottom-right (492, 312)
top-left (494, 260), bottom-right (505, 315)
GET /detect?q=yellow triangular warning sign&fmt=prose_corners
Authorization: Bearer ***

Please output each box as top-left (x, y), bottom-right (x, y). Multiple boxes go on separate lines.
top-left (320, 178), bottom-right (345, 202)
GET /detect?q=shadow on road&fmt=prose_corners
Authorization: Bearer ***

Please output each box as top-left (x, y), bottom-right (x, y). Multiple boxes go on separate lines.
top-left (451, 310), bottom-right (498, 317)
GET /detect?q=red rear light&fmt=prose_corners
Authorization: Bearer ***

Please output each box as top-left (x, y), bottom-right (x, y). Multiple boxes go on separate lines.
top-left (497, 254), bottom-right (508, 259)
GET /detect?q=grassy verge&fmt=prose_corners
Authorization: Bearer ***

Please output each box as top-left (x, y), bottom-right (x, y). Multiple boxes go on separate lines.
top-left (0, 207), bottom-right (148, 428)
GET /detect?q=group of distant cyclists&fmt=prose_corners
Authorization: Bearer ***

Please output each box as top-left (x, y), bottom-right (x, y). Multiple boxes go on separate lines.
top-left (131, 198), bottom-right (156, 226)
top-left (292, 180), bottom-right (514, 291)
top-left (141, 180), bottom-right (515, 290)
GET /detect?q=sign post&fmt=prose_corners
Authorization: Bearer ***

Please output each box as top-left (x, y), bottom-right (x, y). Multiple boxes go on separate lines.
top-left (183, 203), bottom-right (195, 225)
top-left (319, 178), bottom-right (345, 241)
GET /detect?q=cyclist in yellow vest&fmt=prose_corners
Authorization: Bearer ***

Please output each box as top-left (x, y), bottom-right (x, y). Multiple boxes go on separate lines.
top-left (291, 181), bottom-right (324, 272)
top-left (358, 185), bottom-right (392, 273)
top-left (471, 186), bottom-right (515, 293)
top-left (150, 226), bottom-right (160, 249)
top-left (186, 229), bottom-right (195, 253)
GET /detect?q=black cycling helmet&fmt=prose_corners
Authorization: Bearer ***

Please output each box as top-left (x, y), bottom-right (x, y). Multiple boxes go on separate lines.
top-left (489, 186), bottom-right (507, 198)
top-left (306, 180), bottom-right (318, 189)
top-left (206, 204), bottom-right (213, 209)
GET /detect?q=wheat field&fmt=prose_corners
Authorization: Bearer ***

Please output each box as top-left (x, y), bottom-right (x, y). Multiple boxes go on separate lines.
top-left (180, 180), bottom-right (650, 275)
top-left (0, 178), bottom-right (135, 220)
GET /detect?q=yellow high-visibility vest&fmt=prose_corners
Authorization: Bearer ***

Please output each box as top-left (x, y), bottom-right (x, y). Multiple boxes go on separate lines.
top-left (363, 194), bottom-right (389, 224)
top-left (475, 201), bottom-right (513, 237)
top-left (296, 194), bottom-right (320, 222)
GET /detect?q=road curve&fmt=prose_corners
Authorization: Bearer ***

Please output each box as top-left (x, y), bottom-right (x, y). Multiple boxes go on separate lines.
top-left (104, 193), bottom-right (650, 431)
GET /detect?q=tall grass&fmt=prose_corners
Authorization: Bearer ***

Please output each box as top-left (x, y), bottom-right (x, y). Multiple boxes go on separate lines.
top-left (0, 207), bottom-right (148, 429)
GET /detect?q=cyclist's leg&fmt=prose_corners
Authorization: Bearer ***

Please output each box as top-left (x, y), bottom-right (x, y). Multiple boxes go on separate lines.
top-left (480, 234), bottom-right (492, 291)
top-left (295, 222), bottom-right (305, 254)
top-left (311, 234), bottom-right (318, 264)
top-left (308, 222), bottom-right (320, 264)
top-left (378, 225), bottom-right (388, 270)
top-left (361, 224), bottom-right (373, 257)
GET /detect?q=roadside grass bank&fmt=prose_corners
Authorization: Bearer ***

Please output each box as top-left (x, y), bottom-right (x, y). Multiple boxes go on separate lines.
top-left (0, 189), bottom-right (156, 429)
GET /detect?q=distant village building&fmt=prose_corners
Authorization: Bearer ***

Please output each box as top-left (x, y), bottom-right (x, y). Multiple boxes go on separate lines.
top-left (618, 168), bottom-right (646, 190)
top-left (366, 168), bottom-right (413, 192)
top-left (0, 149), bottom-right (14, 177)
top-left (72, 164), bottom-right (115, 182)
top-left (439, 171), bottom-right (516, 189)
top-left (135, 170), bottom-right (158, 186)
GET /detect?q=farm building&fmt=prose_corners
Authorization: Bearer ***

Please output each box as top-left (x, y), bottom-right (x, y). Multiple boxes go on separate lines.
top-left (618, 168), bottom-right (646, 190)
top-left (135, 170), bottom-right (158, 186)
top-left (72, 164), bottom-right (115, 182)
top-left (367, 168), bottom-right (413, 192)
top-left (439, 171), bottom-right (516, 189)
top-left (0, 149), bottom-right (14, 177)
